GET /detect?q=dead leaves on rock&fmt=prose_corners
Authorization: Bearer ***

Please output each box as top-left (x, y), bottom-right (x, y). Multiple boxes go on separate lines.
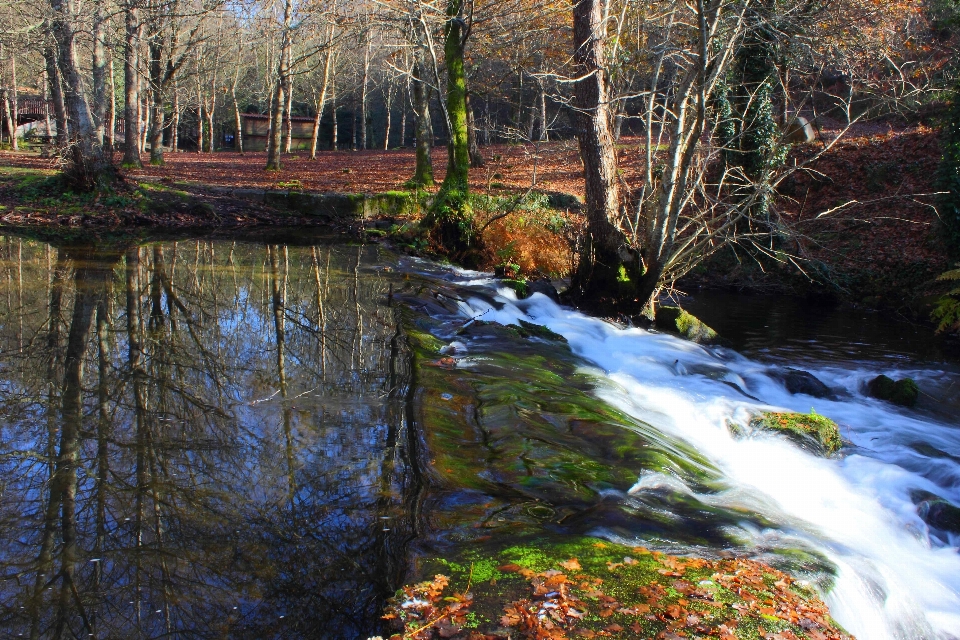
top-left (384, 548), bottom-right (854, 640)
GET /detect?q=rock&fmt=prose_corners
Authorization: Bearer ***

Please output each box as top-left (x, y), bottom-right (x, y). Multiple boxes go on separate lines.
top-left (918, 498), bottom-right (960, 536)
top-left (771, 368), bottom-right (835, 399)
top-left (867, 375), bottom-right (919, 408)
top-left (516, 319), bottom-right (566, 342)
top-left (655, 306), bottom-right (719, 344)
top-left (527, 279), bottom-right (560, 302)
top-left (749, 411), bottom-right (843, 455)
top-left (784, 115), bottom-right (816, 143)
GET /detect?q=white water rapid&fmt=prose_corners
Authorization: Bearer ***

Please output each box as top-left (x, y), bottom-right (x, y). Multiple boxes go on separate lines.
top-left (445, 276), bottom-right (960, 640)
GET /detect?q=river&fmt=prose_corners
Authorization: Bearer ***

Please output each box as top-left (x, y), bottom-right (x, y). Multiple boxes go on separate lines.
top-left (0, 236), bottom-right (957, 639)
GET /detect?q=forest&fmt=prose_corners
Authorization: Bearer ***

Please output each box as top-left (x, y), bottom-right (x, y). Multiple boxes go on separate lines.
top-left (0, 0), bottom-right (958, 318)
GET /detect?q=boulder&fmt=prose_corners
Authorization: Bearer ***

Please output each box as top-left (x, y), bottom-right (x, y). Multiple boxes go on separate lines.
top-left (749, 411), bottom-right (843, 455)
top-left (784, 115), bottom-right (816, 143)
top-left (655, 306), bottom-right (719, 344)
top-left (867, 375), bottom-right (919, 408)
top-left (527, 279), bottom-right (560, 302)
top-left (771, 368), bottom-right (835, 399)
top-left (918, 498), bottom-right (960, 536)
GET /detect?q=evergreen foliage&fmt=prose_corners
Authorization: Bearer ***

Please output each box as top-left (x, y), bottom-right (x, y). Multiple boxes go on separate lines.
top-left (932, 265), bottom-right (960, 334)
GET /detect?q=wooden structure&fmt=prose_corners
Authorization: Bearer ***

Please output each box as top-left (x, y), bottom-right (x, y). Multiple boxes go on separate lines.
top-left (240, 113), bottom-right (317, 151)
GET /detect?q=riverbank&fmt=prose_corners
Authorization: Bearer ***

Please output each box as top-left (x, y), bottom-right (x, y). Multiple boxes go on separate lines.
top-left (1, 123), bottom-right (954, 334)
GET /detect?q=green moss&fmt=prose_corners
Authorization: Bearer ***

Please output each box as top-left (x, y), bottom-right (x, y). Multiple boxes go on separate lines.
top-left (868, 375), bottom-right (919, 408)
top-left (655, 306), bottom-right (719, 344)
top-left (392, 534), bottom-right (852, 639)
top-left (750, 411), bottom-right (843, 455)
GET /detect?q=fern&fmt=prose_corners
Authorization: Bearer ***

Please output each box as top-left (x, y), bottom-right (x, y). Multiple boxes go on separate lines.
top-left (933, 264), bottom-right (960, 333)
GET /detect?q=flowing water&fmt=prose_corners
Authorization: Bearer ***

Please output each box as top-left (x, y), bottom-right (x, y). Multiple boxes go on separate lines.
top-left (0, 235), bottom-right (958, 639)
top-left (445, 274), bottom-right (960, 640)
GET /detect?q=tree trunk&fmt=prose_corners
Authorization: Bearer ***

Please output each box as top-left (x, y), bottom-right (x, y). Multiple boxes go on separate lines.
top-left (43, 67), bottom-right (53, 137)
top-left (360, 40), bottom-right (371, 150)
top-left (49, 0), bottom-right (112, 189)
top-left (266, 0), bottom-right (292, 170)
top-left (440, 0), bottom-right (470, 194)
top-left (331, 79), bottom-right (338, 150)
top-left (410, 59), bottom-right (433, 187)
top-left (206, 97), bottom-right (215, 151)
top-left (539, 86), bottom-right (548, 141)
top-left (383, 80), bottom-right (394, 151)
top-left (170, 86), bottom-right (179, 152)
top-left (106, 55), bottom-right (116, 152)
top-left (570, 0), bottom-right (626, 299)
top-left (399, 86), bottom-right (407, 147)
top-left (282, 68), bottom-right (293, 153)
top-left (149, 40), bottom-right (165, 165)
top-left (44, 44), bottom-right (68, 145)
top-left (0, 44), bottom-right (19, 151)
top-left (427, 0), bottom-right (474, 255)
top-left (123, 1), bottom-right (141, 167)
top-left (92, 0), bottom-right (107, 144)
top-left (140, 91), bottom-right (150, 153)
top-left (310, 50), bottom-right (333, 159)
top-left (233, 88), bottom-right (243, 154)
top-left (466, 92), bottom-right (484, 167)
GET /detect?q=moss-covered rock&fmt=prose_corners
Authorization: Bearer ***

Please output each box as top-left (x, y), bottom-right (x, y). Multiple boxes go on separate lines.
top-left (867, 374), bottom-right (919, 408)
top-left (750, 411), bottom-right (843, 455)
top-left (385, 534), bottom-right (852, 639)
top-left (655, 306), bottom-right (719, 344)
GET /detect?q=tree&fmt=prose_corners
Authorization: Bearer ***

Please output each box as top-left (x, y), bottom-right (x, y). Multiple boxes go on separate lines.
top-left (266, 0), bottom-right (294, 171)
top-left (424, 0), bottom-right (476, 256)
top-left (568, 0), bottom-right (625, 301)
top-left (49, 0), bottom-right (113, 189)
top-left (122, 0), bottom-right (142, 168)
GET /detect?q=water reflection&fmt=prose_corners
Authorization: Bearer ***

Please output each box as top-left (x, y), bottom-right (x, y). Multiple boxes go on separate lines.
top-left (0, 237), bottom-right (420, 639)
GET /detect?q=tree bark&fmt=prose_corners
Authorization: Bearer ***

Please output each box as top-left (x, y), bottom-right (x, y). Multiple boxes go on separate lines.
top-left (383, 80), bottom-right (394, 151)
top-left (570, 0), bottom-right (626, 298)
top-left (410, 58), bottom-right (433, 186)
top-left (50, 0), bottom-right (112, 189)
top-left (442, 1), bottom-right (470, 191)
top-left (92, 0), bottom-right (108, 144)
top-left (360, 39), bottom-right (371, 150)
top-left (44, 44), bottom-right (68, 145)
top-left (106, 55), bottom-right (116, 152)
top-left (148, 37), bottom-right (165, 164)
top-left (265, 0), bottom-right (292, 170)
top-left (123, 1), bottom-right (141, 167)
top-left (466, 92), bottom-right (483, 167)
top-left (282, 64), bottom-right (293, 153)
top-left (310, 49), bottom-right (333, 159)
top-left (171, 85), bottom-right (179, 151)
top-left (331, 78), bottom-right (338, 149)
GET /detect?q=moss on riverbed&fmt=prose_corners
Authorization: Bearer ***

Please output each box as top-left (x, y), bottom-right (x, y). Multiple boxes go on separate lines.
top-left (750, 411), bottom-right (843, 455)
top-left (385, 534), bottom-right (852, 639)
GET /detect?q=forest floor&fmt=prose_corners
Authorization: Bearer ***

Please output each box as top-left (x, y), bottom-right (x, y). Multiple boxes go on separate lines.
top-left (0, 124), bottom-right (952, 314)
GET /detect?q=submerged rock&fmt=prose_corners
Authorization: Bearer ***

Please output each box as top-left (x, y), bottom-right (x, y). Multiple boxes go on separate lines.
top-left (918, 498), bottom-right (960, 537)
top-left (654, 306), bottom-right (719, 344)
top-left (867, 374), bottom-right (919, 407)
top-left (750, 411), bottom-right (843, 455)
top-left (771, 367), bottom-right (835, 399)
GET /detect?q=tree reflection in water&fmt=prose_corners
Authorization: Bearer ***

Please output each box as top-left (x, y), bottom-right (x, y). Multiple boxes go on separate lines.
top-left (0, 237), bottom-right (422, 639)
